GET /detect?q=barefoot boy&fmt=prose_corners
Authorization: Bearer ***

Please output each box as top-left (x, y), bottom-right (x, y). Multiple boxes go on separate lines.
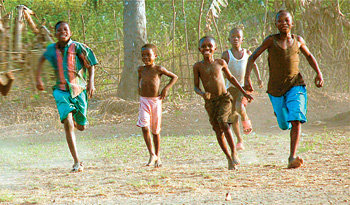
top-left (193, 36), bottom-right (253, 170)
top-left (0, 71), bottom-right (14, 96)
top-left (244, 10), bottom-right (324, 169)
top-left (36, 21), bottom-right (98, 172)
top-left (222, 28), bottom-right (263, 151)
top-left (137, 44), bottom-right (178, 168)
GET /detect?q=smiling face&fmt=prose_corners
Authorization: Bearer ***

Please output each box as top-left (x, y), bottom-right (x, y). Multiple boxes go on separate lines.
top-left (198, 37), bottom-right (217, 59)
top-left (228, 28), bottom-right (243, 48)
top-left (141, 48), bottom-right (157, 66)
top-left (55, 22), bottom-right (72, 43)
top-left (275, 11), bottom-right (293, 34)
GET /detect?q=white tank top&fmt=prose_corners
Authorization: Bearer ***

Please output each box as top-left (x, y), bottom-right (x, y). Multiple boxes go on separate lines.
top-left (226, 48), bottom-right (249, 88)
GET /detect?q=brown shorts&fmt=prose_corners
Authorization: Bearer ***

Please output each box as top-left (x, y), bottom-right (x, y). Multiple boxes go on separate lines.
top-left (205, 92), bottom-right (232, 127)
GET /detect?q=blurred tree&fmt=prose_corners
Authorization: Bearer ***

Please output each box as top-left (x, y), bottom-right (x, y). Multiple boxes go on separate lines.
top-left (117, 0), bottom-right (147, 100)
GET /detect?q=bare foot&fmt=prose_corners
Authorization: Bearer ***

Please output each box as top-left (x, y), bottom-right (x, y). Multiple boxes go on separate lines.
top-left (242, 120), bottom-right (253, 135)
top-left (288, 156), bottom-right (304, 169)
top-left (227, 157), bottom-right (236, 170)
top-left (71, 162), bottom-right (84, 172)
top-left (146, 155), bottom-right (157, 166)
top-left (232, 152), bottom-right (240, 166)
top-left (154, 158), bottom-right (162, 168)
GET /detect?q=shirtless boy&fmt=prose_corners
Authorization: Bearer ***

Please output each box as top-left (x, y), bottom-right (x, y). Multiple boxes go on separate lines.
top-left (193, 36), bottom-right (253, 170)
top-left (137, 44), bottom-right (178, 168)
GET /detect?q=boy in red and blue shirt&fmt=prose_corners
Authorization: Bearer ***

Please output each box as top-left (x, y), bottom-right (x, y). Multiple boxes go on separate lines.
top-left (36, 21), bottom-right (98, 172)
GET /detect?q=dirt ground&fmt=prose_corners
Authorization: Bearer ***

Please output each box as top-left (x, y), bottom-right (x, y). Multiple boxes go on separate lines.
top-left (0, 90), bottom-right (349, 204)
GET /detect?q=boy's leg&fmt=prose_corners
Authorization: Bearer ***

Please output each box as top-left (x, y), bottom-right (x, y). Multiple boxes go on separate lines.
top-left (231, 116), bottom-right (242, 143)
top-left (237, 99), bottom-right (253, 135)
top-left (63, 112), bottom-right (83, 172)
top-left (288, 121), bottom-right (303, 168)
top-left (285, 86), bottom-right (307, 168)
top-left (152, 133), bottom-right (162, 167)
top-left (220, 122), bottom-right (240, 167)
top-left (235, 100), bottom-right (248, 149)
top-left (213, 125), bottom-right (236, 170)
top-left (142, 127), bottom-right (157, 166)
top-left (290, 121), bottom-right (301, 158)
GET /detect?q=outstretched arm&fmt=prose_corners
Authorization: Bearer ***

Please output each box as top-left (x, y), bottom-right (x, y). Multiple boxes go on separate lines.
top-left (298, 36), bottom-right (324, 88)
top-left (222, 60), bottom-right (253, 102)
top-left (247, 50), bottom-right (263, 88)
top-left (0, 71), bottom-right (14, 96)
top-left (36, 55), bottom-right (46, 91)
top-left (244, 36), bottom-right (272, 91)
top-left (159, 67), bottom-right (178, 100)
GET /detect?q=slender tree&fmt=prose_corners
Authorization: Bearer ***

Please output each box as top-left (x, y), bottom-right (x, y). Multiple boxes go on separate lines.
top-left (117, 0), bottom-right (147, 100)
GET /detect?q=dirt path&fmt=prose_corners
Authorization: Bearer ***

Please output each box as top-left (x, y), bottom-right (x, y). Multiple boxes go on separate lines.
top-left (0, 91), bottom-right (349, 204)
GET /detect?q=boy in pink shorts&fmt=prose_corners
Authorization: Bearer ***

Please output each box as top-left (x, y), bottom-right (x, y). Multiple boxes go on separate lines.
top-left (137, 44), bottom-right (178, 167)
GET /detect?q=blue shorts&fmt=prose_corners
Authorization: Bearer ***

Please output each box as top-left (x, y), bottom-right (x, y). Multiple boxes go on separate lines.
top-left (268, 86), bottom-right (307, 130)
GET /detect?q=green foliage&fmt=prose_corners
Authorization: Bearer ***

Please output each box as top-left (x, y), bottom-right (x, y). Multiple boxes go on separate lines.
top-left (2, 0), bottom-right (349, 97)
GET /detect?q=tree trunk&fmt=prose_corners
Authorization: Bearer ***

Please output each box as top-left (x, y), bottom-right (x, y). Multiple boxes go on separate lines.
top-left (117, 0), bottom-right (147, 100)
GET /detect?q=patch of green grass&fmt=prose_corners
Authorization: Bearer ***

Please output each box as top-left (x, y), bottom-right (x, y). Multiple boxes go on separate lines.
top-left (0, 193), bottom-right (14, 202)
top-left (299, 141), bottom-right (316, 153)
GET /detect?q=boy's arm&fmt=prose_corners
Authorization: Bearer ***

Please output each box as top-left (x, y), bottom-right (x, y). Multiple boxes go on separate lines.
top-left (221, 60), bottom-right (253, 102)
top-left (137, 66), bottom-right (142, 96)
top-left (221, 50), bottom-right (230, 64)
top-left (193, 63), bottom-right (210, 100)
top-left (247, 50), bottom-right (263, 88)
top-left (298, 36), bottom-right (324, 88)
top-left (159, 66), bottom-right (178, 100)
top-left (87, 65), bottom-right (95, 98)
top-left (244, 36), bottom-right (273, 91)
top-left (36, 55), bottom-right (46, 91)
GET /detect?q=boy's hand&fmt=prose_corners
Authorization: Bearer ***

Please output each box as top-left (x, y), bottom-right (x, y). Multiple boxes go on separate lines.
top-left (314, 74), bottom-right (324, 88)
top-left (244, 93), bottom-right (254, 103)
top-left (258, 79), bottom-right (263, 88)
top-left (203, 92), bottom-right (211, 100)
top-left (5, 71), bottom-right (14, 80)
top-left (160, 88), bottom-right (168, 100)
top-left (36, 79), bottom-right (44, 91)
top-left (87, 82), bottom-right (95, 98)
top-left (244, 78), bottom-right (254, 92)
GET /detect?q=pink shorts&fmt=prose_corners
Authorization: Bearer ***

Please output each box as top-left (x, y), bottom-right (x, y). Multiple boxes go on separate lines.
top-left (136, 96), bottom-right (162, 134)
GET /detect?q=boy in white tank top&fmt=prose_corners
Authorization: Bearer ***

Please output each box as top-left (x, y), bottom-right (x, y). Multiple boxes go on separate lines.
top-left (222, 28), bottom-right (263, 151)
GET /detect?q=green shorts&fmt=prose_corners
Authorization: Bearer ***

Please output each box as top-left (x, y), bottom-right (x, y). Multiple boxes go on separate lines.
top-left (53, 89), bottom-right (88, 125)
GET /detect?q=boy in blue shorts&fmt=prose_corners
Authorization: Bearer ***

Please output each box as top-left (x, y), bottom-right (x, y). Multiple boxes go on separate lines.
top-left (244, 10), bottom-right (324, 169)
top-left (36, 21), bottom-right (98, 172)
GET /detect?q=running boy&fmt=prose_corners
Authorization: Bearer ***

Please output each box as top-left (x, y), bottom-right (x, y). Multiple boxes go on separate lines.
top-left (137, 44), bottom-right (178, 168)
top-left (36, 21), bottom-right (98, 172)
top-left (193, 36), bottom-right (253, 170)
top-left (222, 28), bottom-right (263, 151)
top-left (0, 71), bottom-right (14, 96)
top-left (244, 10), bottom-right (324, 169)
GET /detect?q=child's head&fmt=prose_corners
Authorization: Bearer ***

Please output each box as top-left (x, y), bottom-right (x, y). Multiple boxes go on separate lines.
top-left (54, 21), bottom-right (71, 43)
top-left (198, 36), bottom-right (217, 58)
top-left (141, 44), bottom-right (157, 66)
top-left (275, 10), bottom-right (294, 34)
top-left (228, 28), bottom-right (244, 48)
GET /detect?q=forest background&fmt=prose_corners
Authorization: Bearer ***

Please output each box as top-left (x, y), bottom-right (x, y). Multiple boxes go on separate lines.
top-left (0, 0), bottom-right (349, 102)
